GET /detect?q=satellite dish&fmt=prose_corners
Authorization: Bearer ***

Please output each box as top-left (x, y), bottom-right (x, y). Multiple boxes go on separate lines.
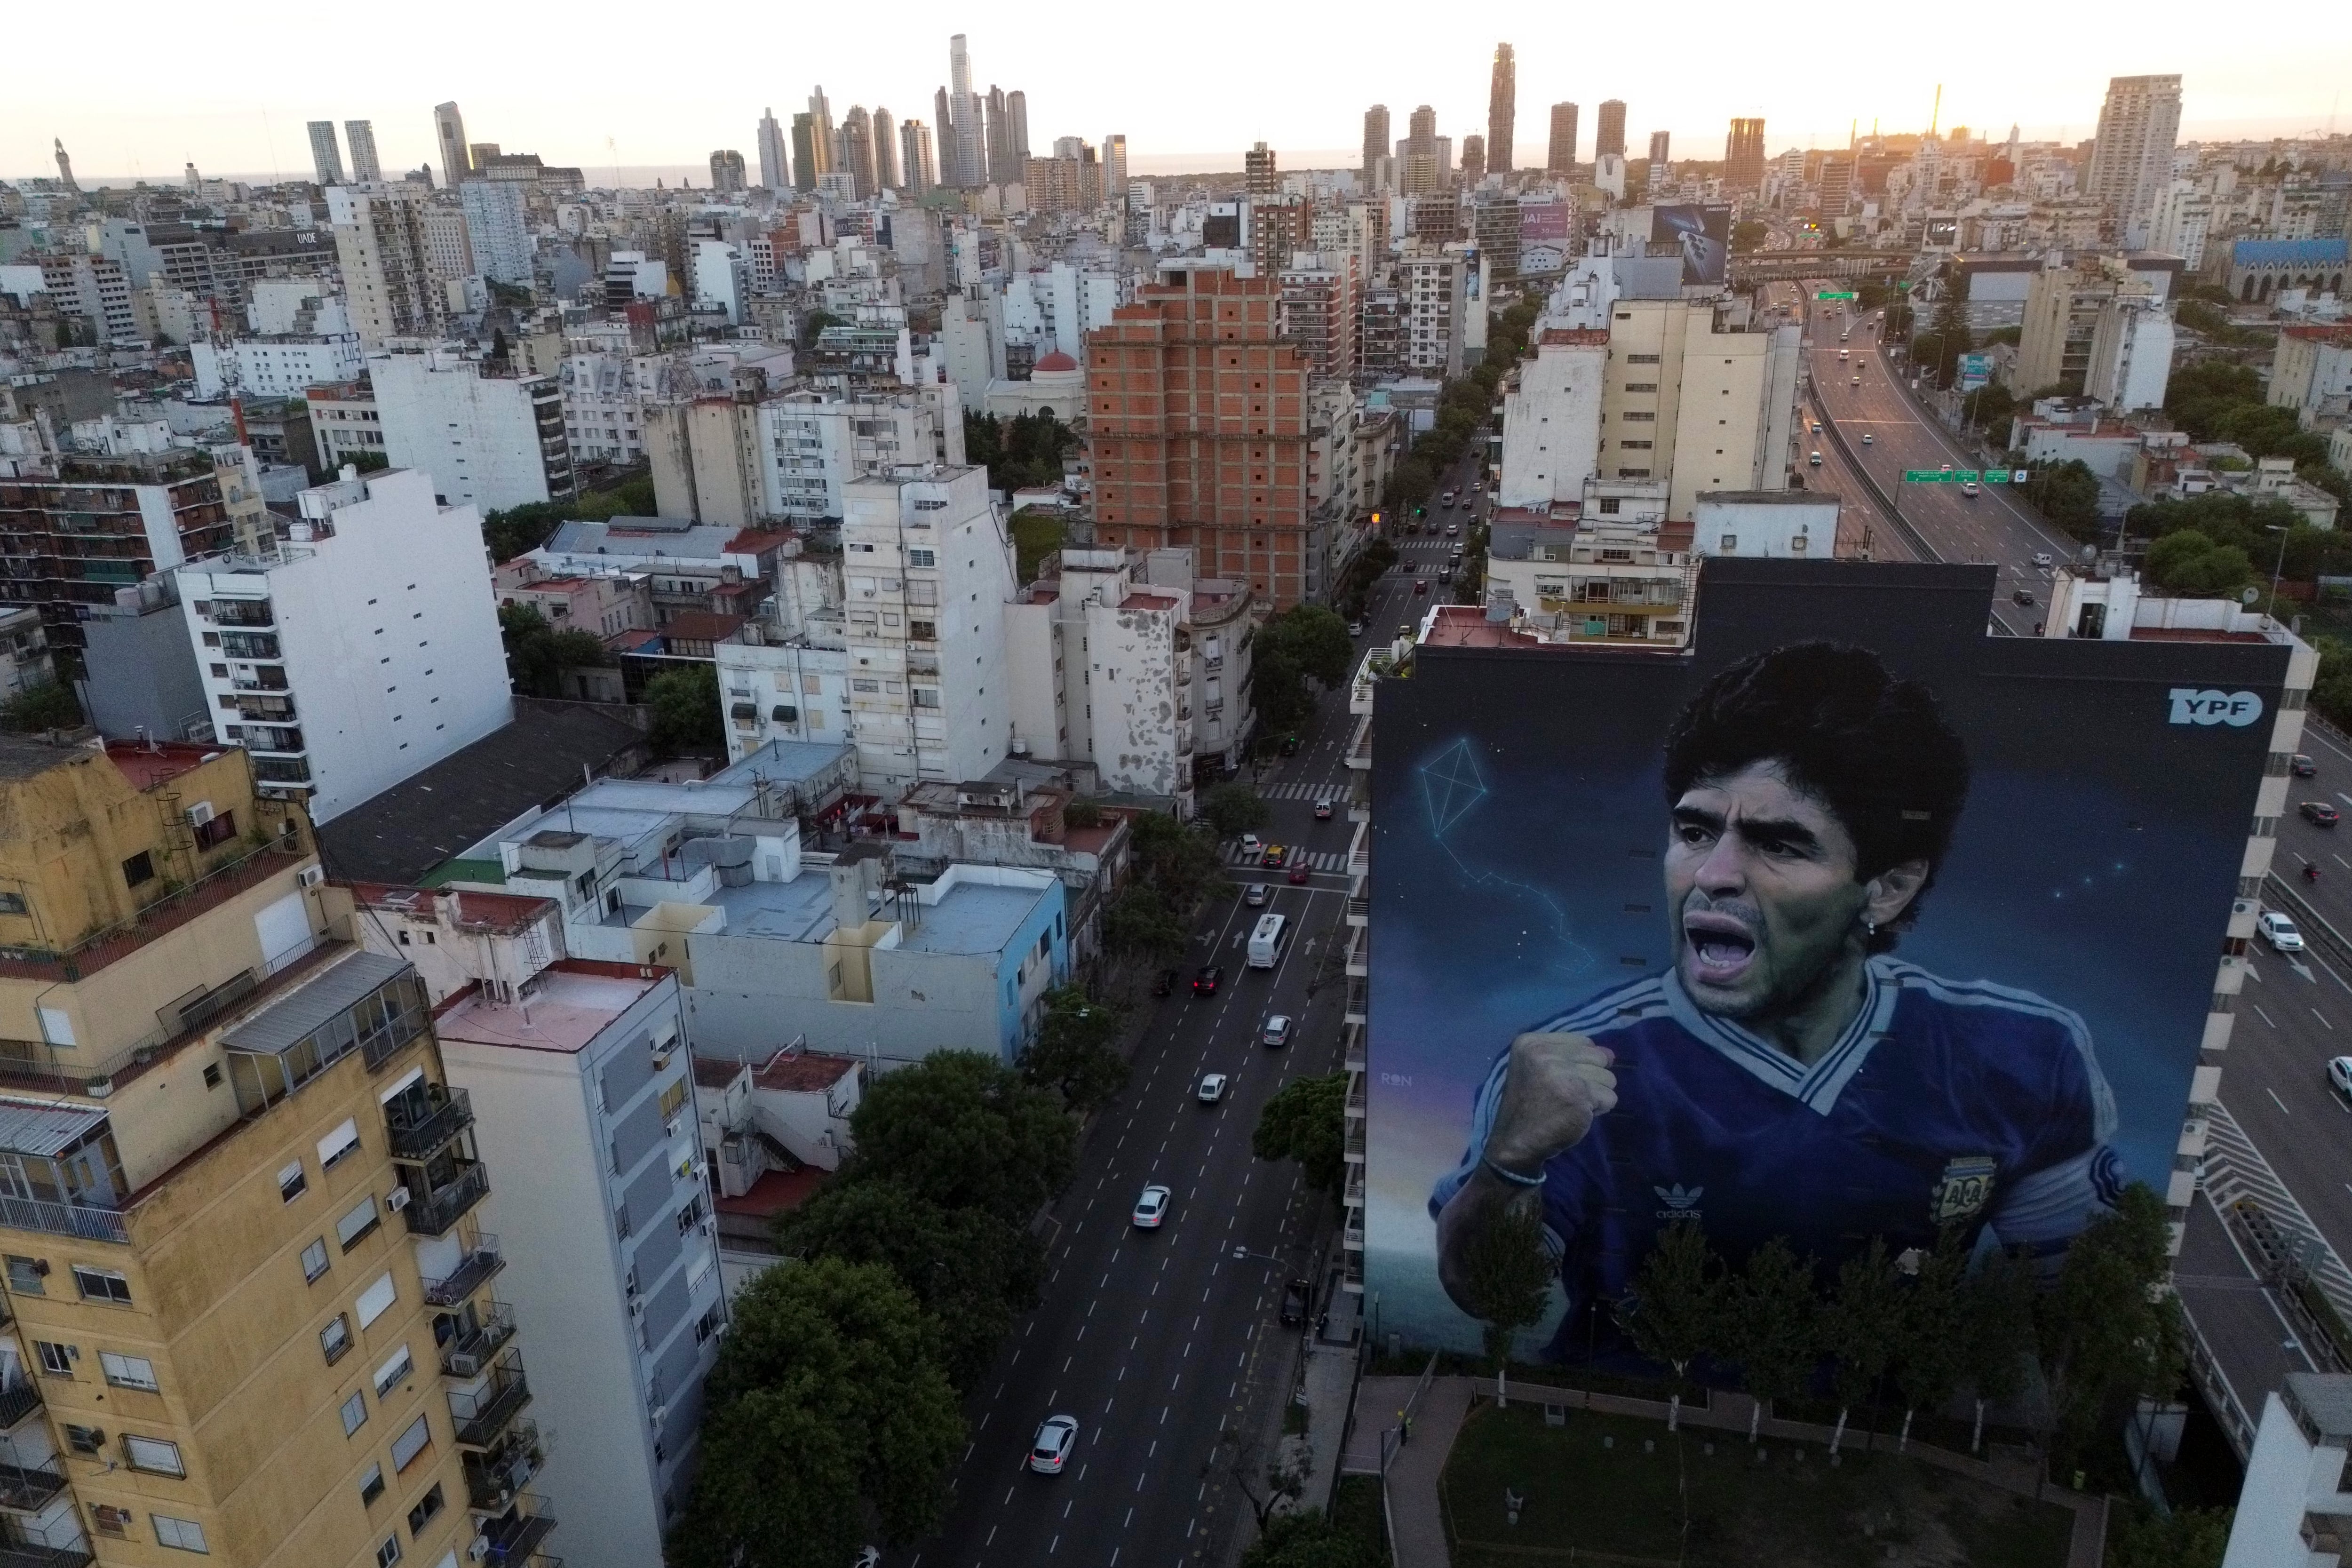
top-left (2241, 587), bottom-right (2261, 605)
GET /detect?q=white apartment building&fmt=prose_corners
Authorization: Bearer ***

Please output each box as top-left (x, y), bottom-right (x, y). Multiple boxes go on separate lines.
top-left (755, 389), bottom-right (964, 522)
top-left (1400, 245), bottom-right (1467, 377)
top-left (2271, 325), bottom-right (2352, 425)
top-left (1693, 492), bottom-right (1842, 559)
top-left (459, 179), bottom-right (534, 289)
top-left (2086, 74), bottom-right (2182, 250)
top-left (175, 467), bottom-right (513, 821)
top-left (559, 352), bottom-right (662, 465)
top-left (421, 200), bottom-right (475, 287)
top-left (247, 279), bottom-right (352, 336)
top-left (1498, 327), bottom-right (1608, 507)
top-left (1598, 297), bottom-right (1802, 520)
top-left (2084, 296), bottom-right (2177, 413)
top-left (327, 185), bottom-right (444, 346)
top-left (691, 240), bottom-right (748, 326)
top-left (305, 380), bottom-right (383, 470)
top-left (370, 345), bottom-right (576, 512)
top-left (192, 335), bottom-right (366, 400)
top-left (838, 465), bottom-right (1015, 798)
top-left (2148, 182), bottom-right (2216, 270)
top-left (1003, 549), bottom-right (1193, 808)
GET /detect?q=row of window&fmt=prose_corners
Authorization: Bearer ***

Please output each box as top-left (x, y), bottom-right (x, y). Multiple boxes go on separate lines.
top-left (90, 1506), bottom-right (209, 1553)
top-left (6, 1255), bottom-right (132, 1304)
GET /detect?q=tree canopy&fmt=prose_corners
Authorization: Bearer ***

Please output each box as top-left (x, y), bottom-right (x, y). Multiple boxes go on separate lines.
top-left (846, 1050), bottom-right (1076, 1224)
top-left (497, 603), bottom-right (611, 697)
top-left (966, 409), bottom-right (1079, 493)
top-left (1251, 605), bottom-right (1355, 737)
top-left (1017, 985), bottom-right (1130, 1112)
top-left (1200, 782), bottom-right (1271, 839)
top-left (645, 663), bottom-right (724, 753)
top-left (1252, 1072), bottom-right (1348, 1201)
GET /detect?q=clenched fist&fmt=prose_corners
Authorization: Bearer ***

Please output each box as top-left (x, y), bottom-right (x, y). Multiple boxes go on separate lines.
top-left (1483, 1033), bottom-right (1618, 1179)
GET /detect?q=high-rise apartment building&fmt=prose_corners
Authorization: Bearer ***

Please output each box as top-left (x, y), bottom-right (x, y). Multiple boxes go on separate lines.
top-left (1595, 99), bottom-right (1627, 160)
top-left (1103, 135), bottom-right (1128, 206)
top-left (310, 121), bottom-right (346, 187)
top-left (1487, 43), bottom-right (1516, 175)
top-left (1817, 154), bottom-right (1855, 217)
top-left (1647, 130), bottom-right (1671, 191)
top-left (874, 108), bottom-right (900, 190)
top-left (1007, 91), bottom-right (1031, 166)
top-left (901, 120), bottom-right (937, 194)
top-left (1403, 106), bottom-right (1440, 196)
top-left (460, 179), bottom-right (533, 288)
top-left (985, 88), bottom-right (1014, 185)
top-left (1548, 103), bottom-right (1578, 174)
top-left (805, 88), bottom-right (836, 187)
top-left (1278, 251), bottom-right (1359, 383)
top-left (0, 735), bottom-right (556, 1568)
top-left (327, 186), bottom-right (444, 347)
top-left (1246, 143), bottom-right (1279, 199)
top-left (345, 120), bottom-right (382, 183)
top-left (790, 116), bottom-right (820, 193)
top-left (841, 109), bottom-right (876, 198)
top-left (2087, 74), bottom-right (2183, 248)
top-left (1401, 245), bottom-right (1467, 377)
top-left (756, 109), bottom-right (787, 191)
top-left (1363, 105), bottom-right (1391, 188)
top-left (707, 149), bottom-right (746, 193)
top-left (0, 444), bottom-right (235, 657)
top-left (1725, 118), bottom-right (1766, 189)
top-left (1461, 135), bottom-right (1487, 191)
top-left (1088, 270), bottom-right (1321, 607)
top-left (369, 347), bottom-right (574, 514)
top-left (948, 35), bottom-right (986, 189)
top-left (433, 102), bottom-right (470, 186)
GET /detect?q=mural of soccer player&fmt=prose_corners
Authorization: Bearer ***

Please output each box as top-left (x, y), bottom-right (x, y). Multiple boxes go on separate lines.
top-left (1430, 642), bottom-right (2123, 1355)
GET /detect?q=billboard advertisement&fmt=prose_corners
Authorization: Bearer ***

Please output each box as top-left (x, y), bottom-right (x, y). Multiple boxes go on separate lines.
top-left (1652, 202), bottom-right (1731, 287)
top-left (1367, 560), bottom-right (2288, 1359)
top-left (1957, 352), bottom-right (1993, 391)
top-left (1519, 201), bottom-right (1570, 245)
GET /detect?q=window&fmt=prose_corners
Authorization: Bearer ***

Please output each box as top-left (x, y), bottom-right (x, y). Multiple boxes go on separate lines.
top-left (73, 1266), bottom-right (131, 1305)
top-left (4, 1255), bottom-right (43, 1294)
top-left (913, 687), bottom-right (940, 708)
top-left (193, 811), bottom-right (237, 850)
top-left (64, 1424), bottom-right (105, 1454)
top-left (359, 1462), bottom-right (385, 1506)
top-left (153, 1514), bottom-right (208, 1553)
top-left (302, 1238), bottom-right (330, 1283)
top-left (376, 1536), bottom-right (403, 1568)
top-left (356, 1272), bottom-right (397, 1329)
top-left (322, 1314), bottom-right (353, 1364)
top-left (91, 1503), bottom-right (132, 1536)
top-left (125, 1434), bottom-right (187, 1476)
top-left (100, 1352), bottom-right (158, 1391)
top-left (122, 852), bottom-right (155, 888)
top-left (406, 1482), bottom-right (445, 1536)
top-left (34, 1341), bottom-right (71, 1377)
top-left (658, 1078), bottom-right (689, 1122)
top-left (337, 1195), bottom-right (380, 1251)
top-left (907, 549), bottom-right (936, 567)
top-left (341, 1390), bottom-right (368, 1436)
top-left (317, 1118), bottom-right (361, 1170)
top-left (278, 1160), bottom-right (308, 1203)
top-left (1720, 534), bottom-right (1738, 551)
top-left (390, 1415), bottom-right (431, 1472)
top-left (373, 1345), bottom-right (414, 1397)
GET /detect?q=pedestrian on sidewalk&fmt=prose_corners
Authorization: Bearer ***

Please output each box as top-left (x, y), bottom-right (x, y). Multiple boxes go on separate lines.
top-left (1397, 1409), bottom-right (1408, 1445)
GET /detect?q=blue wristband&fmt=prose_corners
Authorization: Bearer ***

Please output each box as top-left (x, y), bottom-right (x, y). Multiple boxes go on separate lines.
top-left (1484, 1157), bottom-right (1546, 1188)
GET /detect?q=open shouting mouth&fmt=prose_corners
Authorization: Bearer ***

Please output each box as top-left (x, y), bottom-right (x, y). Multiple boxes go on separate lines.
top-left (1681, 909), bottom-right (1758, 988)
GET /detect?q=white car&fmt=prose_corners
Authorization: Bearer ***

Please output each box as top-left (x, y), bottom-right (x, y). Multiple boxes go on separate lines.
top-left (1198, 1073), bottom-right (1229, 1104)
top-left (1861, 433), bottom-right (1874, 444)
top-left (1029, 1415), bottom-right (1079, 1474)
top-left (2330, 1057), bottom-right (2352, 1101)
top-left (2259, 910), bottom-right (2305, 952)
top-left (1960, 481), bottom-right (1980, 497)
top-left (1261, 1014), bottom-right (1294, 1048)
top-left (1132, 1184), bottom-right (1172, 1228)
top-left (1240, 834), bottom-right (1262, 858)
top-left (2033, 552), bottom-right (2054, 568)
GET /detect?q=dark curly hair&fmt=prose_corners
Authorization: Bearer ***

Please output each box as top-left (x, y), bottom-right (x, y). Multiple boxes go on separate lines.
top-left (1661, 642), bottom-right (1971, 951)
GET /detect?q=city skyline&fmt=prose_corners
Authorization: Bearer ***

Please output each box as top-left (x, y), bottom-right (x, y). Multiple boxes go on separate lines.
top-left (6, 2), bottom-right (2344, 185)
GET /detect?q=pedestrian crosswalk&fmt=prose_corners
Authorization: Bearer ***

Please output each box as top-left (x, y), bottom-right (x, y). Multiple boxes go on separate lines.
top-left (1258, 780), bottom-right (1340, 802)
top-left (1224, 845), bottom-right (1350, 874)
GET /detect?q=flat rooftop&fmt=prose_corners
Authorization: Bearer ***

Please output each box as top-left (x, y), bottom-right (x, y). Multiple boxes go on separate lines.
top-left (597, 867), bottom-right (1049, 957)
top-left (434, 959), bottom-right (667, 1055)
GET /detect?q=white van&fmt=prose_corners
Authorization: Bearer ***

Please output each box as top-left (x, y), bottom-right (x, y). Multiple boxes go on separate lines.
top-left (1248, 914), bottom-right (1288, 969)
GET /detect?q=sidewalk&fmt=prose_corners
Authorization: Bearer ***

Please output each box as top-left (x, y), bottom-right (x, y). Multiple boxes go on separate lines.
top-left (1346, 1374), bottom-right (1473, 1568)
top-left (1283, 1340), bottom-right (1360, 1519)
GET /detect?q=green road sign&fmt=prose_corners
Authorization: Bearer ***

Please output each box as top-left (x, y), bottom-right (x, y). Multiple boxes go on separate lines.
top-left (1902, 470), bottom-right (1985, 483)
top-left (1815, 290), bottom-right (1858, 300)
top-left (1903, 470), bottom-right (1947, 482)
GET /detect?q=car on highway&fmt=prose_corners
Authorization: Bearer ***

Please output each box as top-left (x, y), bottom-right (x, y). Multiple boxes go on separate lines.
top-left (2294, 754), bottom-right (2319, 777)
top-left (2033, 552), bottom-right (2054, 568)
top-left (1132, 1185), bottom-right (1172, 1228)
top-left (1244, 883), bottom-right (1270, 908)
top-left (1280, 1278), bottom-right (1313, 1326)
top-left (1261, 1014), bottom-right (1295, 1048)
top-left (1838, 349), bottom-right (1850, 360)
top-left (1029, 1415), bottom-right (1080, 1473)
top-left (1347, 620), bottom-right (1365, 637)
top-left (1240, 833), bottom-right (1262, 858)
top-left (1861, 432), bottom-right (1873, 444)
top-left (2011, 589), bottom-right (2035, 606)
top-left (1198, 1073), bottom-right (1229, 1104)
top-left (1851, 375), bottom-right (1862, 386)
top-left (1314, 797), bottom-right (1335, 820)
top-left (1811, 421), bottom-right (1823, 435)
top-left (1961, 481), bottom-right (1980, 497)
top-left (1808, 450), bottom-right (1822, 466)
top-left (1445, 522), bottom-right (1459, 537)
top-left (2330, 1056), bottom-right (2352, 1101)
top-left (1192, 965), bottom-right (1224, 996)
top-left (1441, 490), bottom-right (1456, 506)
top-left (1438, 567), bottom-right (1454, 584)
top-left (1263, 844), bottom-right (1287, 868)
top-left (1288, 862), bottom-right (1311, 884)
top-left (1414, 580), bottom-right (1428, 596)
top-left (2261, 910), bottom-right (2307, 952)
top-left (2301, 801), bottom-right (2342, 827)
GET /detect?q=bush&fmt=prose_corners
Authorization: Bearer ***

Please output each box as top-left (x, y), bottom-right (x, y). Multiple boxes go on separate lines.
top-left (0, 680), bottom-right (80, 733)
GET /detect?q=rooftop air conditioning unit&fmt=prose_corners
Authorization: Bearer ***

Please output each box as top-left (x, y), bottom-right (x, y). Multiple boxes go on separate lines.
top-left (385, 1187), bottom-right (412, 1213)
top-left (446, 1352), bottom-right (480, 1378)
top-left (297, 866), bottom-right (326, 889)
top-left (187, 801), bottom-right (215, 827)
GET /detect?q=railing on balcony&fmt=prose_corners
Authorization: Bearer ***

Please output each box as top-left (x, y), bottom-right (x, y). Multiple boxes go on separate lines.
top-left (387, 1085), bottom-right (475, 1162)
top-left (405, 1163), bottom-right (491, 1237)
top-left (0, 1524), bottom-right (95, 1568)
top-left (1343, 981), bottom-right (1368, 1019)
top-left (1344, 896), bottom-right (1369, 921)
top-left (479, 1499), bottom-right (556, 1565)
top-left (450, 1354), bottom-right (532, 1448)
top-left (0, 1460), bottom-right (67, 1515)
top-left (462, 1420), bottom-right (542, 1511)
top-left (0, 1377), bottom-right (40, 1432)
top-left (0, 1197), bottom-right (126, 1246)
top-left (442, 1301), bottom-right (518, 1377)
top-left (423, 1236), bottom-right (506, 1307)
top-left (0, 836), bottom-right (309, 986)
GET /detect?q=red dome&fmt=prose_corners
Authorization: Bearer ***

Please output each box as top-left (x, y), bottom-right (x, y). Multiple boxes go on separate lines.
top-left (1033, 350), bottom-right (1079, 373)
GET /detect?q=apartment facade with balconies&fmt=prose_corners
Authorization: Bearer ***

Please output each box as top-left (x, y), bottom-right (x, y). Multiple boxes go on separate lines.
top-left (0, 933), bottom-right (555, 1568)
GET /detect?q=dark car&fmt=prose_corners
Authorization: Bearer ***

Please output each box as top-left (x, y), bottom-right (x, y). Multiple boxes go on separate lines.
top-left (2302, 802), bottom-right (2342, 828)
top-left (2295, 754), bottom-right (2319, 777)
top-left (1192, 965), bottom-right (1224, 996)
top-left (2011, 589), bottom-right (2035, 606)
top-left (1288, 863), bottom-right (1311, 884)
top-left (1414, 580), bottom-right (1428, 596)
top-left (1280, 735), bottom-right (1302, 756)
top-left (1279, 1278), bottom-right (1312, 1327)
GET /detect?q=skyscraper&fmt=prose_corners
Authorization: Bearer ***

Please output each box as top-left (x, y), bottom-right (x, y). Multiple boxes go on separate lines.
top-left (52, 138), bottom-right (76, 192)
top-left (1647, 130), bottom-right (1670, 191)
top-left (949, 34), bottom-right (987, 189)
top-left (1363, 105), bottom-right (1391, 187)
top-left (308, 120), bottom-right (345, 186)
top-left (1486, 43), bottom-right (1516, 175)
top-left (902, 119), bottom-right (937, 194)
top-left (1007, 90), bottom-right (1031, 165)
top-left (1595, 99), bottom-right (1627, 160)
top-left (345, 119), bottom-right (381, 182)
top-left (1103, 134), bottom-right (1129, 203)
top-left (808, 87), bottom-right (836, 183)
top-left (1547, 103), bottom-right (1578, 173)
top-left (1461, 134), bottom-right (1487, 190)
top-left (874, 107), bottom-right (900, 190)
top-left (1246, 142), bottom-right (1279, 198)
top-left (710, 149), bottom-right (747, 193)
top-left (1725, 117), bottom-right (1767, 189)
top-left (986, 86), bottom-right (1014, 184)
top-left (757, 107), bottom-right (788, 191)
top-left (792, 114), bottom-right (820, 192)
top-left (1404, 105), bottom-right (1439, 195)
top-left (935, 87), bottom-right (954, 181)
top-left (2087, 74), bottom-right (2182, 248)
top-left (433, 101), bottom-right (469, 185)
top-left (842, 108), bottom-right (876, 198)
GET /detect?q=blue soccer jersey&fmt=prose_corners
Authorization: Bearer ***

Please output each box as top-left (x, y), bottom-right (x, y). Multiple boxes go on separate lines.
top-left (1429, 956), bottom-right (2123, 1361)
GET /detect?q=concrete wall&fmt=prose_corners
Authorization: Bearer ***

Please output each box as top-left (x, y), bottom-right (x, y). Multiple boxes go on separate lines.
top-left (1498, 338), bottom-right (1604, 508)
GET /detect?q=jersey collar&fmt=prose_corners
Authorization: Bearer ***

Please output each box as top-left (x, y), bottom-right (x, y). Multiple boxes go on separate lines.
top-left (1660, 957), bottom-right (1899, 1115)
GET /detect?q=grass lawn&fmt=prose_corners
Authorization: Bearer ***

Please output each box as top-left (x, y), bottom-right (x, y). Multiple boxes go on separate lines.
top-left (1443, 1404), bottom-right (2072, 1568)
top-left (1329, 1474), bottom-right (1391, 1564)
top-left (1012, 509), bottom-right (1066, 583)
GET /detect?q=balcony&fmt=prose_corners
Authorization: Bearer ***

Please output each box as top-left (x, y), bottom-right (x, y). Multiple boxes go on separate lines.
top-left (450, 1354), bottom-right (532, 1448)
top-left (479, 1498), bottom-right (557, 1565)
top-left (423, 1235), bottom-right (507, 1307)
top-left (0, 1377), bottom-right (38, 1433)
top-left (1343, 980), bottom-right (1367, 1024)
top-left (1344, 927), bottom-right (1368, 979)
top-left (404, 1162), bottom-right (491, 1237)
top-left (210, 599), bottom-right (274, 628)
top-left (1345, 896), bottom-right (1368, 925)
top-left (388, 1084), bottom-right (475, 1162)
top-left (0, 1526), bottom-right (94, 1568)
top-left (462, 1420), bottom-right (543, 1511)
top-left (0, 1197), bottom-right (127, 1246)
top-left (0, 1461), bottom-right (66, 1516)
top-left (442, 1301), bottom-right (518, 1377)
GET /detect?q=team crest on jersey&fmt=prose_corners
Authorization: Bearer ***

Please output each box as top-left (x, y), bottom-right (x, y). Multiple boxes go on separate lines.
top-left (1930, 1156), bottom-right (1998, 1225)
top-left (1653, 1184), bottom-right (1704, 1221)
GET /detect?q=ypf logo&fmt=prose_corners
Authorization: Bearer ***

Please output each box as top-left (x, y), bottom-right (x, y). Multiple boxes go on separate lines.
top-left (2167, 689), bottom-right (2265, 728)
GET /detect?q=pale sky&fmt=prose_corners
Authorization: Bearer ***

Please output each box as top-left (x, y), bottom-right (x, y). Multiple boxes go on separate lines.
top-left (8, 0), bottom-right (2346, 185)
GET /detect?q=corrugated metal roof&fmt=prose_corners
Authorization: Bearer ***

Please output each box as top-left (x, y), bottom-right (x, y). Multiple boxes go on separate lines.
top-left (0, 1096), bottom-right (110, 1158)
top-left (222, 950), bottom-right (410, 1057)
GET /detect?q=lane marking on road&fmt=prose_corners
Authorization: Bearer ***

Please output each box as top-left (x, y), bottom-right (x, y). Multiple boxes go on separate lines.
top-left (2317, 1009), bottom-right (2336, 1031)
top-left (2271, 1088), bottom-right (2294, 1116)
top-left (2256, 1004), bottom-right (2279, 1028)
